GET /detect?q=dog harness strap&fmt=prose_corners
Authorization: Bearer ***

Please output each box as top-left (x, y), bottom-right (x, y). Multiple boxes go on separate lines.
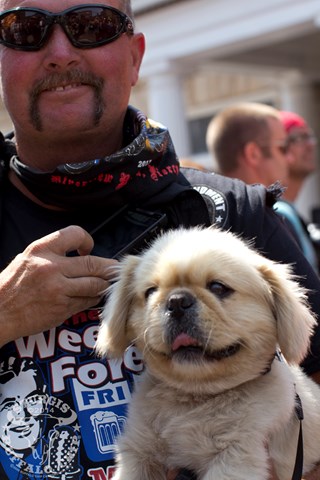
top-left (273, 352), bottom-right (304, 480)
top-left (291, 392), bottom-right (304, 480)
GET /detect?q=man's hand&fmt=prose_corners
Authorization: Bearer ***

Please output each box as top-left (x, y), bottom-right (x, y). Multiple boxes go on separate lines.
top-left (0, 225), bottom-right (117, 346)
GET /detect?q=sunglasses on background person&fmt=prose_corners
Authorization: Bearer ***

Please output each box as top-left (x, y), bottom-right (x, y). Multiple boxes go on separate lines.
top-left (259, 141), bottom-right (290, 156)
top-left (288, 132), bottom-right (318, 146)
top-left (0, 4), bottom-right (134, 51)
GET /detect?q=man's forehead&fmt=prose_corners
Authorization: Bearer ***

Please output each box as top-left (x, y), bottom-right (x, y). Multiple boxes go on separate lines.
top-left (290, 126), bottom-right (310, 135)
top-left (1, 0), bottom-right (21, 8)
top-left (0, 0), bottom-right (124, 10)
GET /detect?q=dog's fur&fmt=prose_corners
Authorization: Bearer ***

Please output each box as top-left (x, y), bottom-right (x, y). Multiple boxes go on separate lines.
top-left (96, 227), bottom-right (320, 480)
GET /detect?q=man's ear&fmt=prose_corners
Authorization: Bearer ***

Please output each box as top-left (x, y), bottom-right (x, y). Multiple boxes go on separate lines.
top-left (243, 141), bottom-right (263, 167)
top-left (130, 32), bottom-right (146, 87)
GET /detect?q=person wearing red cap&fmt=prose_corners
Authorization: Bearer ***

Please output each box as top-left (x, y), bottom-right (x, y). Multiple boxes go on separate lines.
top-left (275, 111), bottom-right (319, 273)
top-left (278, 111), bottom-right (317, 201)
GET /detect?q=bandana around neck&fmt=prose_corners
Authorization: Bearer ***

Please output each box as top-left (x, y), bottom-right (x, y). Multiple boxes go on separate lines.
top-left (8, 107), bottom-right (185, 210)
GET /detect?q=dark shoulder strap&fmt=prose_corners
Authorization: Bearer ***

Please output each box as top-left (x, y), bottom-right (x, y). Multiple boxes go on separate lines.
top-left (164, 187), bottom-right (211, 229)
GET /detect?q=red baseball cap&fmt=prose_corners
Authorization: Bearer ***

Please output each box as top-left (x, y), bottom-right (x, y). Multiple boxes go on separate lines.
top-left (279, 111), bottom-right (307, 133)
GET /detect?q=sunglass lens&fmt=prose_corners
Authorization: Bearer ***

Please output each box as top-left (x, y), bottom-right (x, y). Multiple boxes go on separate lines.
top-left (0, 11), bottom-right (46, 49)
top-left (65, 7), bottom-right (125, 46)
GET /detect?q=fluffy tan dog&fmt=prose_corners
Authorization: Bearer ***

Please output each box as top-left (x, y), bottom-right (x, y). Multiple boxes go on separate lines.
top-left (96, 227), bottom-right (320, 480)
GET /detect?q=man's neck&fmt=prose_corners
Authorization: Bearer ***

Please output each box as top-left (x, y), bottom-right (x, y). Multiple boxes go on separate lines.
top-left (283, 177), bottom-right (304, 202)
top-left (13, 126), bottom-right (123, 172)
top-left (223, 167), bottom-right (261, 186)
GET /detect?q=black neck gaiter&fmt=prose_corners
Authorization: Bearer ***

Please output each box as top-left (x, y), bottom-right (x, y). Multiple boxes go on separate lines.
top-left (8, 107), bottom-right (188, 210)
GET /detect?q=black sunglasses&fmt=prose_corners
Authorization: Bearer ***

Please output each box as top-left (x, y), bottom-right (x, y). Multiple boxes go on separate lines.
top-left (0, 4), bottom-right (134, 51)
top-left (258, 140), bottom-right (290, 156)
top-left (288, 132), bottom-right (318, 146)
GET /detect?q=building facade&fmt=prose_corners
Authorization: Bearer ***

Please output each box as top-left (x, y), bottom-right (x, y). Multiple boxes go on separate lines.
top-left (131, 0), bottom-right (320, 222)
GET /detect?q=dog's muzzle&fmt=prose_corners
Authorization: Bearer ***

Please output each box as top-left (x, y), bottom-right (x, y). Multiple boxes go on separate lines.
top-left (164, 289), bottom-right (241, 363)
top-left (165, 290), bottom-right (207, 361)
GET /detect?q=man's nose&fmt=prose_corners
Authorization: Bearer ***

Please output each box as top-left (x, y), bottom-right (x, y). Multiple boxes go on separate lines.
top-left (42, 25), bottom-right (81, 70)
top-left (284, 148), bottom-right (295, 163)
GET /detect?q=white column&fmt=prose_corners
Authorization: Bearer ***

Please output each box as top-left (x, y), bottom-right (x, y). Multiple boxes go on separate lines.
top-left (280, 74), bottom-right (320, 222)
top-left (280, 74), bottom-right (318, 127)
top-left (146, 70), bottom-right (191, 159)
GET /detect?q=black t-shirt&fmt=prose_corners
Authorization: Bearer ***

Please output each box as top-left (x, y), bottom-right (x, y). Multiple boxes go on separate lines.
top-left (0, 180), bottom-right (114, 269)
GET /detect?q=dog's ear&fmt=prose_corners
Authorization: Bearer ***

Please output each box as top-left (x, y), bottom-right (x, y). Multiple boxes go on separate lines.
top-left (258, 260), bottom-right (316, 364)
top-left (95, 255), bottom-right (140, 359)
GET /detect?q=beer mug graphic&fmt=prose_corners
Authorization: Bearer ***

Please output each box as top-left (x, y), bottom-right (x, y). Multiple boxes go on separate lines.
top-left (90, 411), bottom-right (126, 454)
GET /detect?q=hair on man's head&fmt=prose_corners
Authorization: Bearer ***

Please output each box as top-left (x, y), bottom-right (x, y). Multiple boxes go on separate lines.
top-left (206, 103), bottom-right (281, 174)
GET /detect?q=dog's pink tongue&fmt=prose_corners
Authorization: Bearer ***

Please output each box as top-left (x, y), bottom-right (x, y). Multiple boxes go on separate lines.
top-left (172, 333), bottom-right (199, 351)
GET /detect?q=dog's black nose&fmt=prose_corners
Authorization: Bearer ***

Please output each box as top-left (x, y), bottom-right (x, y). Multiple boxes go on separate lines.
top-left (166, 292), bottom-right (195, 318)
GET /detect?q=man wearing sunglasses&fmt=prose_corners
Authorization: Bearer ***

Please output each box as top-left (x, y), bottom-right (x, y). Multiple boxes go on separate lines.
top-left (0, 1), bottom-right (320, 479)
top-left (279, 111), bottom-right (318, 202)
top-left (274, 111), bottom-right (319, 274)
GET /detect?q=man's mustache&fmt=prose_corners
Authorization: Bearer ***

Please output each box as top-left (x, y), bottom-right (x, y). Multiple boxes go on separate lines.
top-left (29, 69), bottom-right (105, 130)
top-left (30, 69), bottom-right (104, 98)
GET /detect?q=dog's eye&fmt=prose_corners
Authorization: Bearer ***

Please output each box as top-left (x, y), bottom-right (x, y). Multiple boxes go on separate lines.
top-left (207, 281), bottom-right (233, 298)
top-left (145, 286), bottom-right (158, 300)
